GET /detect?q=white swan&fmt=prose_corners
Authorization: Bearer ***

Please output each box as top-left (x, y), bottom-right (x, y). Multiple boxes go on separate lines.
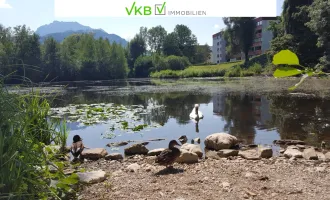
top-left (189, 104), bottom-right (203, 120)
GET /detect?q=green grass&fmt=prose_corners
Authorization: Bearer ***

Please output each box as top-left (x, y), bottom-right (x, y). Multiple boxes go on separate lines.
top-left (0, 77), bottom-right (77, 199)
top-left (150, 61), bottom-right (243, 78)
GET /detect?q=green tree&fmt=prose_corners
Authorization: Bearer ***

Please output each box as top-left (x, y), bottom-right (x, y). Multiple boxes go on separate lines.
top-left (12, 25), bottom-right (42, 82)
top-left (173, 25), bottom-right (197, 63)
top-left (128, 34), bottom-right (146, 76)
top-left (95, 38), bottom-right (112, 79)
top-left (194, 44), bottom-right (212, 64)
top-left (109, 42), bottom-right (128, 79)
top-left (306, 0), bottom-right (330, 71)
top-left (270, 0), bottom-right (322, 67)
top-left (223, 17), bottom-right (256, 65)
top-left (41, 37), bottom-right (61, 81)
top-left (79, 34), bottom-right (98, 80)
top-left (134, 56), bottom-right (154, 78)
top-left (0, 25), bottom-right (14, 77)
top-left (163, 32), bottom-right (182, 56)
top-left (147, 26), bottom-right (167, 54)
top-left (60, 34), bottom-right (81, 81)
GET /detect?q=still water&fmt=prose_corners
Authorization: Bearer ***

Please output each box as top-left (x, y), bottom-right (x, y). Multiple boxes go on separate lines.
top-left (48, 79), bottom-right (330, 155)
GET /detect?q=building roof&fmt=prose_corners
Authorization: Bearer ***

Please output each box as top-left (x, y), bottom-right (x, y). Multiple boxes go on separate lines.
top-left (212, 31), bottom-right (224, 38)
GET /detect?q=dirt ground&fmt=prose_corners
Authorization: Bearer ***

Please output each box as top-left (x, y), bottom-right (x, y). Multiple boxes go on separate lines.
top-left (78, 155), bottom-right (330, 200)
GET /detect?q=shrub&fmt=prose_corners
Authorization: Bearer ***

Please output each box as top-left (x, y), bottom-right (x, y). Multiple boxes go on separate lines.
top-left (166, 55), bottom-right (191, 70)
top-left (224, 65), bottom-right (242, 77)
top-left (246, 53), bottom-right (271, 67)
top-left (249, 63), bottom-right (263, 75)
top-left (134, 56), bottom-right (154, 78)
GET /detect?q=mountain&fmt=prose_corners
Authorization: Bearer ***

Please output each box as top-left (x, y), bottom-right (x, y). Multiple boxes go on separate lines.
top-left (36, 21), bottom-right (127, 46)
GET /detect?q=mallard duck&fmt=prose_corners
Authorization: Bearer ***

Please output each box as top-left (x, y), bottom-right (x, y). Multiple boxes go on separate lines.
top-left (189, 104), bottom-right (203, 120)
top-left (70, 135), bottom-right (84, 160)
top-left (155, 140), bottom-right (181, 168)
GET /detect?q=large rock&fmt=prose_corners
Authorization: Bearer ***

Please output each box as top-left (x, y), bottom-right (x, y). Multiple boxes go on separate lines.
top-left (77, 170), bottom-right (107, 184)
top-left (303, 148), bottom-right (318, 160)
top-left (204, 133), bottom-right (238, 150)
top-left (81, 148), bottom-right (108, 160)
top-left (259, 147), bottom-right (273, 158)
top-left (238, 149), bottom-right (260, 160)
top-left (147, 148), bottom-right (165, 156)
top-left (274, 139), bottom-right (305, 145)
top-left (126, 163), bottom-right (140, 172)
top-left (324, 152), bottom-right (330, 161)
top-left (316, 151), bottom-right (326, 161)
top-left (124, 143), bottom-right (149, 155)
top-left (284, 148), bottom-right (303, 159)
top-left (180, 143), bottom-right (203, 158)
top-left (205, 150), bottom-right (220, 159)
top-left (105, 153), bottom-right (123, 160)
top-left (176, 149), bottom-right (198, 164)
top-left (218, 149), bottom-right (239, 157)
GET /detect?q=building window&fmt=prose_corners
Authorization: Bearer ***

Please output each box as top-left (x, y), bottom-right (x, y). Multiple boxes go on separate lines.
top-left (255, 46), bottom-right (261, 51)
top-left (217, 42), bottom-right (219, 46)
top-left (217, 60), bottom-right (219, 63)
top-left (217, 54), bottom-right (219, 58)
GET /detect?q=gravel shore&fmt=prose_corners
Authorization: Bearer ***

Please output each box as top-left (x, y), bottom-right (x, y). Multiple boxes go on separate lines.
top-left (78, 155), bottom-right (330, 200)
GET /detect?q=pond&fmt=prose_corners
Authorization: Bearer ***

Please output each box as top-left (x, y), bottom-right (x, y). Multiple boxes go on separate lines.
top-left (41, 78), bottom-right (330, 156)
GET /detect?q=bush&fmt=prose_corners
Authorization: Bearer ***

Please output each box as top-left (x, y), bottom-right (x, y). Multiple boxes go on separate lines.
top-left (249, 63), bottom-right (263, 75)
top-left (224, 65), bottom-right (242, 77)
top-left (166, 55), bottom-right (191, 70)
top-left (134, 56), bottom-right (154, 78)
top-left (246, 53), bottom-right (271, 67)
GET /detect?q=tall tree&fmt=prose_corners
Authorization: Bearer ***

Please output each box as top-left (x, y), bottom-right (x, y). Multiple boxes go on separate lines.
top-left (270, 0), bottom-right (322, 67)
top-left (109, 42), bottom-right (128, 79)
top-left (306, 0), bottom-right (330, 71)
top-left (42, 37), bottom-right (61, 81)
top-left (127, 34), bottom-right (146, 76)
top-left (163, 32), bottom-right (182, 56)
top-left (147, 26), bottom-right (167, 54)
top-left (194, 44), bottom-right (212, 64)
top-left (173, 25), bottom-right (197, 63)
top-left (223, 17), bottom-right (256, 65)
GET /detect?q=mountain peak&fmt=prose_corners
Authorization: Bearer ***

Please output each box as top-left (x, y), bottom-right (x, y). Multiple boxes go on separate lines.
top-left (36, 21), bottom-right (127, 46)
top-left (35, 21), bottom-right (93, 36)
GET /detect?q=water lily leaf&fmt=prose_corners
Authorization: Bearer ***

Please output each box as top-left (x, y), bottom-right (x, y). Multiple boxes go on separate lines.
top-left (273, 50), bottom-right (300, 66)
top-left (273, 66), bottom-right (302, 78)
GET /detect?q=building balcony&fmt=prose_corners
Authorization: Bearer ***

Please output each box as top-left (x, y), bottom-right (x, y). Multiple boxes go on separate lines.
top-left (255, 33), bottom-right (262, 38)
top-left (256, 25), bottom-right (262, 30)
top-left (248, 50), bottom-right (262, 56)
top-left (253, 42), bottom-right (262, 47)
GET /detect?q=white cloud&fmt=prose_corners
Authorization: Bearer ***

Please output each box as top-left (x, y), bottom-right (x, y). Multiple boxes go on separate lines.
top-left (0, 0), bottom-right (12, 8)
top-left (214, 24), bottom-right (220, 29)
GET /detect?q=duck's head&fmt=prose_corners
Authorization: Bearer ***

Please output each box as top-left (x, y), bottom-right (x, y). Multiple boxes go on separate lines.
top-left (169, 140), bottom-right (181, 149)
top-left (73, 135), bottom-right (82, 143)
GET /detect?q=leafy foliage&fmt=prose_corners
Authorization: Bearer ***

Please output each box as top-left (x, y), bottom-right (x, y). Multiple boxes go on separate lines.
top-left (0, 78), bottom-right (79, 199)
top-left (271, 49), bottom-right (328, 90)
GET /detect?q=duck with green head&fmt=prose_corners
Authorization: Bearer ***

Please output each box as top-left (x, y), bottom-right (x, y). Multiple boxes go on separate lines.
top-left (155, 140), bottom-right (181, 168)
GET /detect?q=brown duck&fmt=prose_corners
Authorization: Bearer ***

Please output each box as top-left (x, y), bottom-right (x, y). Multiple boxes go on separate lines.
top-left (155, 140), bottom-right (181, 168)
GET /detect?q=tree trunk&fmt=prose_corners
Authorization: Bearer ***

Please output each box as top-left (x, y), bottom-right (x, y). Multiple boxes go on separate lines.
top-left (244, 51), bottom-right (249, 67)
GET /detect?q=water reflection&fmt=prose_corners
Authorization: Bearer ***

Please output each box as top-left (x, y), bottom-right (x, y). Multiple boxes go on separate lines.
top-left (48, 82), bottom-right (330, 153)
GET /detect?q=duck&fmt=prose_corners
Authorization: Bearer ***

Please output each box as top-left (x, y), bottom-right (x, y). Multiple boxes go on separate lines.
top-left (70, 135), bottom-right (85, 160)
top-left (155, 140), bottom-right (181, 169)
top-left (189, 104), bottom-right (203, 120)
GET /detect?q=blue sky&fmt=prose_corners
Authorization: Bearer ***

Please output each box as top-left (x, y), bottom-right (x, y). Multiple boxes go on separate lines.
top-left (0, 0), bottom-right (284, 45)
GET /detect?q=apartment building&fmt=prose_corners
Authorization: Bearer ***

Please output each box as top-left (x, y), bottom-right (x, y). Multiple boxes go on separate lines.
top-left (212, 31), bottom-right (226, 64)
top-left (217, 17), bottom-right (277, 61)
top-left (248, 17), bottom-right (277, 58)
